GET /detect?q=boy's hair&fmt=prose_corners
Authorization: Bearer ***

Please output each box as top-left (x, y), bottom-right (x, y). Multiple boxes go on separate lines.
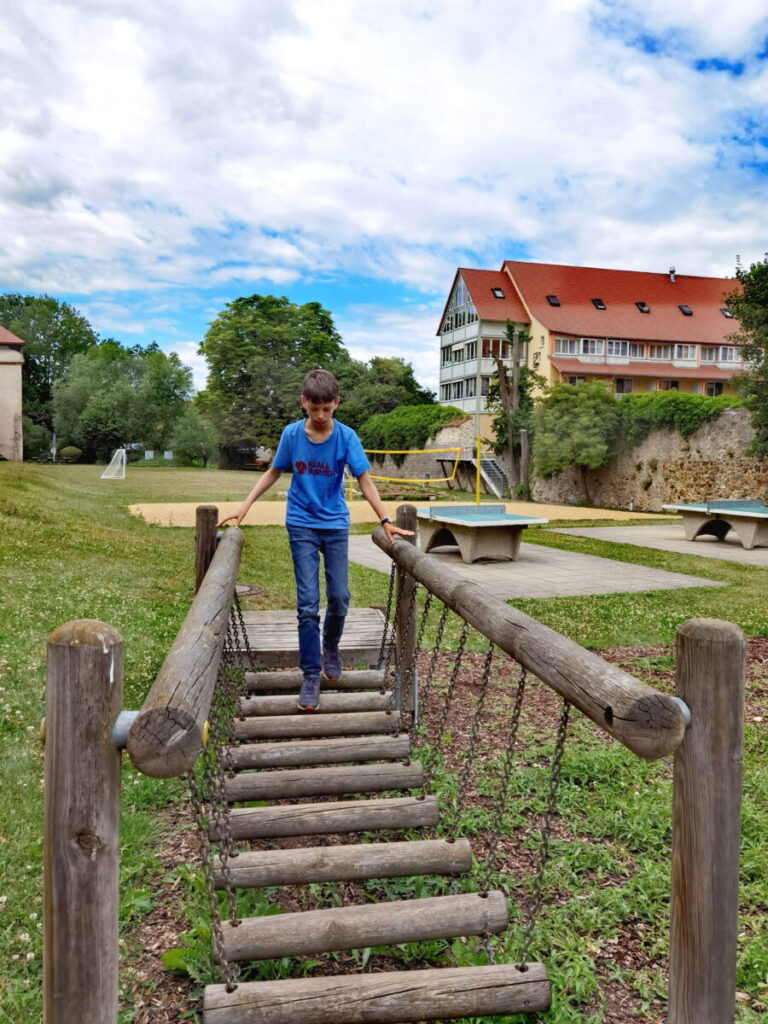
top-left (302, 369), bottom-right (340, 403)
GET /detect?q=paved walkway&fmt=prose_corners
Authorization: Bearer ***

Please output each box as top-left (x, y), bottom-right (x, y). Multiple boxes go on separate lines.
top-left (552, 524), bottom-right (768, 568)
top-left (347, 536), bottom-right (723, 601)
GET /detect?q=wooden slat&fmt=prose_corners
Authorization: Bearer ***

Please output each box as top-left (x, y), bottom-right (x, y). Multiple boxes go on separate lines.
top-left (213, 838), bottom-right (473, 889)
top-left (218, 796), bottom-right (439, 841)
top-left (228, 735), bottom-right (411, 769)
top-left (232, 711), bottom-right (397, 741)
top-left (204, 964), bottom-right (550, 1023)
top-left (223, 762), bottom-right (423, 801)
top-left (218, 891), bottom-right (509, 961)
top-left (246, 669), bottom-right (385, 692)
top-left (238, 692), bottom-right (392, 716)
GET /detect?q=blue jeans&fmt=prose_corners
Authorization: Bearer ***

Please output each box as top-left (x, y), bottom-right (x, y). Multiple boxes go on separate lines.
top-left (287, 526), bottom-right (350, 678)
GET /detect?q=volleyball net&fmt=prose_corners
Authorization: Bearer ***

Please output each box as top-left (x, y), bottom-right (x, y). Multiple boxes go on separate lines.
top-left (361, 446), bottom-right (465, 485)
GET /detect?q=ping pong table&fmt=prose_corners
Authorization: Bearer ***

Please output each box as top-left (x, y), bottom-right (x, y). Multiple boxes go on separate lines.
top-left (416, 504), bottom-right (549, 563)
top-left (662, 500), bottom-right (768, 550)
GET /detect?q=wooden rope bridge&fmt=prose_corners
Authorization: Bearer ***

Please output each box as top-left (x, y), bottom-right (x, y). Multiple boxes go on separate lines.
top-left (42, 505), bottom-right (747, 1024)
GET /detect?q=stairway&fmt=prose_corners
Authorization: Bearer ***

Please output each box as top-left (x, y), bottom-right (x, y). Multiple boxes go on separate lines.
top-left (471, 457), bottom-right (508, 498)
top-left (202, 650), bottom-right (549, 1022)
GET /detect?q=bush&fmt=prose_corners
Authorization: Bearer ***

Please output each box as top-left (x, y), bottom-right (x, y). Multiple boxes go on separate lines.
top-left (617, 391), bottom-right (742, 448)
top-left (57, 445), bottom-right (82, 463)
top-left (358, 406), bottom-right (466, 465)
top-left (22, 417), bottom-right (51, 461)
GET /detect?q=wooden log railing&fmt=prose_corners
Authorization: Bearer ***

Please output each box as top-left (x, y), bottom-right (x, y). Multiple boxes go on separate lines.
top-left (375, 508), bottom-right (746, 1024)
top-left (126, 525), bottom-right (243, 778)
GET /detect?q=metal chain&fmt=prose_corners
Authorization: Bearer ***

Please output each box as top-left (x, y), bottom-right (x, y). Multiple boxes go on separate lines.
top-left (418, 602), bottom-right (450, 721)
top-left (419, 618), bottom-right (470, 795)
top-left (477, 660), bottom-right (529, 895)
top-left (392, 577), bottom-right (420, 726)
top-left (444, 642), bottom-right (495, 838)
top-left (405, 591), bottom-right (433, 745)
top-left (517, 699), bottom-right (571, 967)
top-left (376, 560), bottom-right (397, 668)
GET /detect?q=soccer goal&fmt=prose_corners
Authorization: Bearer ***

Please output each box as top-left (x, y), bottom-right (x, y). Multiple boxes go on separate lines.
top-left (100, 448), bottom-right (127, 480)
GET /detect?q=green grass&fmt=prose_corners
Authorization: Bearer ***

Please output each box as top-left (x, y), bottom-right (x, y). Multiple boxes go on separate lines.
top-left (0, 463), bottom-right (765, 1022)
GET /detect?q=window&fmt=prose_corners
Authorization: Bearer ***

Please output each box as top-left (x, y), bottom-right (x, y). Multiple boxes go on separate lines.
top-left (607, 340), bottom-right (628, 356)
top-left (706, 381), bottom-right (724, 396)
top-left (592, 298), bottom-right (606, 310)
top-left (554, 337), bottom-right (578, 355)
top-left (675, 345), bottom-right (696, 360)
top-left (480, 376), bottom-right (490, 396)
top-left (465, 377), bottom-right (477, 397)
top-left (451, 380), bottom-right (464, 400)
top-left (651, 345), bottom-right (673, 360)
top-left (659, 380), bottom-right (679, 390)
top-left (441, 347), bottom-right (453, 365)
top-left (615, 378), bottom-right (633, 394)
top-left (567, 376), bottom-right (586, 385)
top-left (629, 343), bottom-right (645, 357)
top-left (701, 347), bottom-right (717, 362)
top-left (440, 384), bottom-right (450, 401)
top-left (720, 307), bottom-right (735, 318)
top-left (635, 301), bottom-right (651, 313)
top-left (720, 346), bottom-right (738, 362)
top-left (491, 287), bottom-right (505, 299)
top-left (465, 341), bottom-right (477, 360)
top-left (546, 294), bottom-right (561, 306)
top-left (580, 338), bottom-right (603, 355)
top-left (452, 348), bottom-right (464, 362)
top-left (678, 304), bottom-right (693, 316)
top-left (482, 338), bottom-right (505, 358)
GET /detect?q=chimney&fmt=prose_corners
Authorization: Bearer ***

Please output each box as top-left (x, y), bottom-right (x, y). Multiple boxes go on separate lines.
top-left (669, 266), bottom-right (676, 283)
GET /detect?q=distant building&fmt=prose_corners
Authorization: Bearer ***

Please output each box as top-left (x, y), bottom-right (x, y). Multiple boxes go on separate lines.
top-left (437, 261), bottom-right (742, 431)
top-left (0, 325), bottom-right (24, 461)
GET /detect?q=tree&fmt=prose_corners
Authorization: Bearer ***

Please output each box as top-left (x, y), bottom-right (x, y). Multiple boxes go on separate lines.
top-left (725, 255), bottom-right (768, 454)
top-left (53, 341), bottom-right (193, 461)
top-left (168, 408), bottom-right (219, 467)
top-left (337, 356), bottom-right (435, 431)
top-left (198, 295), bottom-right (347, 447)
top-left (0, 294), bottom-right (99, 431)
top-left (486, 323), bottom-right (544, 498)
top-left (533, 380), bottom-right (620, 503)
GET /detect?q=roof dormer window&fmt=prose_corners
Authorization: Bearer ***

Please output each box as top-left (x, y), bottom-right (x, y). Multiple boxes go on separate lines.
top-left (635, 301), bottom-right (650, 314)
top-left (546, 294), bottom-right (560, 306)
top-left (592, 298), bottom-right (606, 310)
top-left (678, 304), bottom-right (693, 316)
top-left (491, 287), bottom-right (505, 299)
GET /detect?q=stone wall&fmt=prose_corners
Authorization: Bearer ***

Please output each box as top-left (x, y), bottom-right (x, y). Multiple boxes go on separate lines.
top-left (531, 407), bottom-right (768, 511)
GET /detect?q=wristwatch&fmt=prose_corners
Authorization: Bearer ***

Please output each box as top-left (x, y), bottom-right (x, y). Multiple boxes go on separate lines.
top-left (380, 516), bottom-right (392, 525)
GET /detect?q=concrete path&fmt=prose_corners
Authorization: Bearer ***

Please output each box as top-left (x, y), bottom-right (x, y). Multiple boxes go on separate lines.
top-left (552, 524), bottom-right (768, 568)
top-left (347, 536), bottom-right (723, 601)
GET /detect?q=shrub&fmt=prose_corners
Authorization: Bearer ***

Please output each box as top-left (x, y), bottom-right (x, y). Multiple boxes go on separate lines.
top-left (359, 406), bottom-right (466, 465)
top-left (617, 391), bottom-right (742, 448)
top-left (57, 446), bottom-right (82, 463)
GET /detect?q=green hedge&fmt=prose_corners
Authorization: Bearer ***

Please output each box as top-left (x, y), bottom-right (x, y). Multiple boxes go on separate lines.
top-left (616, 391), bottom-right (743, 448)
top-left (359, 405), bottom-right (466, 464)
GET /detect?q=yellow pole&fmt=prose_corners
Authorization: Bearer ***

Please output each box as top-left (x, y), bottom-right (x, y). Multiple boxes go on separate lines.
top-left (475, 435), bottom-right (481, 504)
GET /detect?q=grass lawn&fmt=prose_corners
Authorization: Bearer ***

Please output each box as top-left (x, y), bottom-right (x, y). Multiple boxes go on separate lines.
top-left (0, 463), bottom-right (765, 1022)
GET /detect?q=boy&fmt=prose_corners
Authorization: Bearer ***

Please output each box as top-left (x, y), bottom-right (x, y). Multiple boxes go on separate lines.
top-left (220, 369), bottom-right (413, 711)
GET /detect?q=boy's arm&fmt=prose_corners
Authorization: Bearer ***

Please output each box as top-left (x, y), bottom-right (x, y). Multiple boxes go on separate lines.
top-left (356, 471), bottom-right (414, 541)
top-left (219, 466), bottom-right (282, 527)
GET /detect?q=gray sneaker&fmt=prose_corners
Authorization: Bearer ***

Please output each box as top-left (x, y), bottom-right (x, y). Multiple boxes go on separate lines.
top-left (298, 674), bottom-right (321, 711)
top-left (322, 647), bottom-right (342, 682)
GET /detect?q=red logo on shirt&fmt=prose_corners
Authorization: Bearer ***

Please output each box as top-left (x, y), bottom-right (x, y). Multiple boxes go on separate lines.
top-left (295, 461), bottom-right (307, 474)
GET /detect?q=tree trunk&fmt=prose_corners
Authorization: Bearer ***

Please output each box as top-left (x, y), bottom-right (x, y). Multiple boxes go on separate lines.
top-left (494, 357), bottom-right (520, 489)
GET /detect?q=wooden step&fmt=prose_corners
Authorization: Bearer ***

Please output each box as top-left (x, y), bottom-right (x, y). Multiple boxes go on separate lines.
top-left (246, 668), bottom-right (385, 691)
top-left (213, 838), bottom-right (473, 889)
top-left (228, 734), bottom-right (411, 769)
top-left (238, 691), bottom-right (392, 717)
top-left (223, 762), bottom-right (423, 802)
top-left (233, 711), bottom-right (397, 741)
top-left (218, 890), bottom-right (509, 961)
top-left (238, 608), bottom-right (390, 670)
top-left (217, 795), bottom-right (439, 841)
top-left (204, 963), bottom-right (550, 1023)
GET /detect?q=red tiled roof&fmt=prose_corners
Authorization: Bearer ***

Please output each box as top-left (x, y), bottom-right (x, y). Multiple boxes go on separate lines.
top-left (503, 261), bottom-right (740, 345)
top-left (0, 325), bottom-right (24, 347)
top-left (436, 268), bottom-right (529, 334)
top-left (551, 358), bottom-right (737, 380)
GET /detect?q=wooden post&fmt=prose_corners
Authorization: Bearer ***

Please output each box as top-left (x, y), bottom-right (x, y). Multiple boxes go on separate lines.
top-left (195, 504), bottom-right (219, 593)
top-left (44, 620), bottom-right (123, 1024)
top-left (394, 504), bottom-right (418, 718)
top-left (668, 618), bottom-right (745, 1024)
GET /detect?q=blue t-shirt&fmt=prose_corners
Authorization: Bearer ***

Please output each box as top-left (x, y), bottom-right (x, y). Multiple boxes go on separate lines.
top-left (272, 419), bottom-right (370, 528)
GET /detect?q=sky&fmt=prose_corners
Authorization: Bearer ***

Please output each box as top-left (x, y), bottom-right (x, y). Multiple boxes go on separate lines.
top-left (1, 0), bottom-right (767, 393)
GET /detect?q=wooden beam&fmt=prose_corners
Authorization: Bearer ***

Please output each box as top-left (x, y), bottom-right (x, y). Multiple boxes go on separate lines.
top-left (232, 710), bottom-right (397, 740)
top-left (238, 691), bottom-right (391, 716)
top-left (245, 668), bottom-right (385, 691)
top-left (203, 963), bottom-right (551, 1023)
top-left (223, 762), bottom-right (423, 801)
top-left (394, 504), bottom-right (418, 717)
top-left (195, 505), bottom-right (219, 593)
top-left (127, 527), bottom-right (243, 777)
top-left (228, 734), bottom-right (411, 769)
top-left (373, 526), bottom-right (686, 759)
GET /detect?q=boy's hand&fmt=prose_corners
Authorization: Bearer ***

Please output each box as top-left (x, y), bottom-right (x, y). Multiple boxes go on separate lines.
top-left (382, 522), bottom-right (414, 542)
top-left (218, 505), bottom-right (248, 528)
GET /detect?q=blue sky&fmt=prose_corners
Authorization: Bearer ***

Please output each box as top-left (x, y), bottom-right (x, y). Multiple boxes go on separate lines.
top-left (1, 0), bottom-right (767, 392)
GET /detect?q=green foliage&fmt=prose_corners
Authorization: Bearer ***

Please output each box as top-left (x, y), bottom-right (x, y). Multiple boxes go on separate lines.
top-left (21, 416), bottom-right (51, 461)
top-left (168, 408), bottom-right (218, 467)
top-left (617, 390), bottom-right (742, 447)
top-left (534, 380), bottom-right (620, 480)
top-left (57, 445), bottom-right (82, 462)
top-left (358, 404), bottom-right (465, 462)
top-left (0, 293), bottom-right (99, 431)
top-left (53, 341), bottom-right (192, 461)
top-left (335, 355), bottom-right (435, 431)
top-left (725, 254), bottom-right (768, 454)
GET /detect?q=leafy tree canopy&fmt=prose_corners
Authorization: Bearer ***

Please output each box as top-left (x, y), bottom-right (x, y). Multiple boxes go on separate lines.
top-left (0, 293), bottom-right (99, 431)
top-left (168, 407), bottom-right (219, 467)
top-left (53, 341), bottom-right (193, 461)
top-left (359, 404), bottom-right (464, 464)
top-left (725, 254), bottom-right (768, 454)
top-left (337, 356), bottom-right (435, 431)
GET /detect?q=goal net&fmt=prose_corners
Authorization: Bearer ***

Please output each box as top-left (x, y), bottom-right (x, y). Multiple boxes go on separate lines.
top-left (100, 448), bottom-right (127, 480)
